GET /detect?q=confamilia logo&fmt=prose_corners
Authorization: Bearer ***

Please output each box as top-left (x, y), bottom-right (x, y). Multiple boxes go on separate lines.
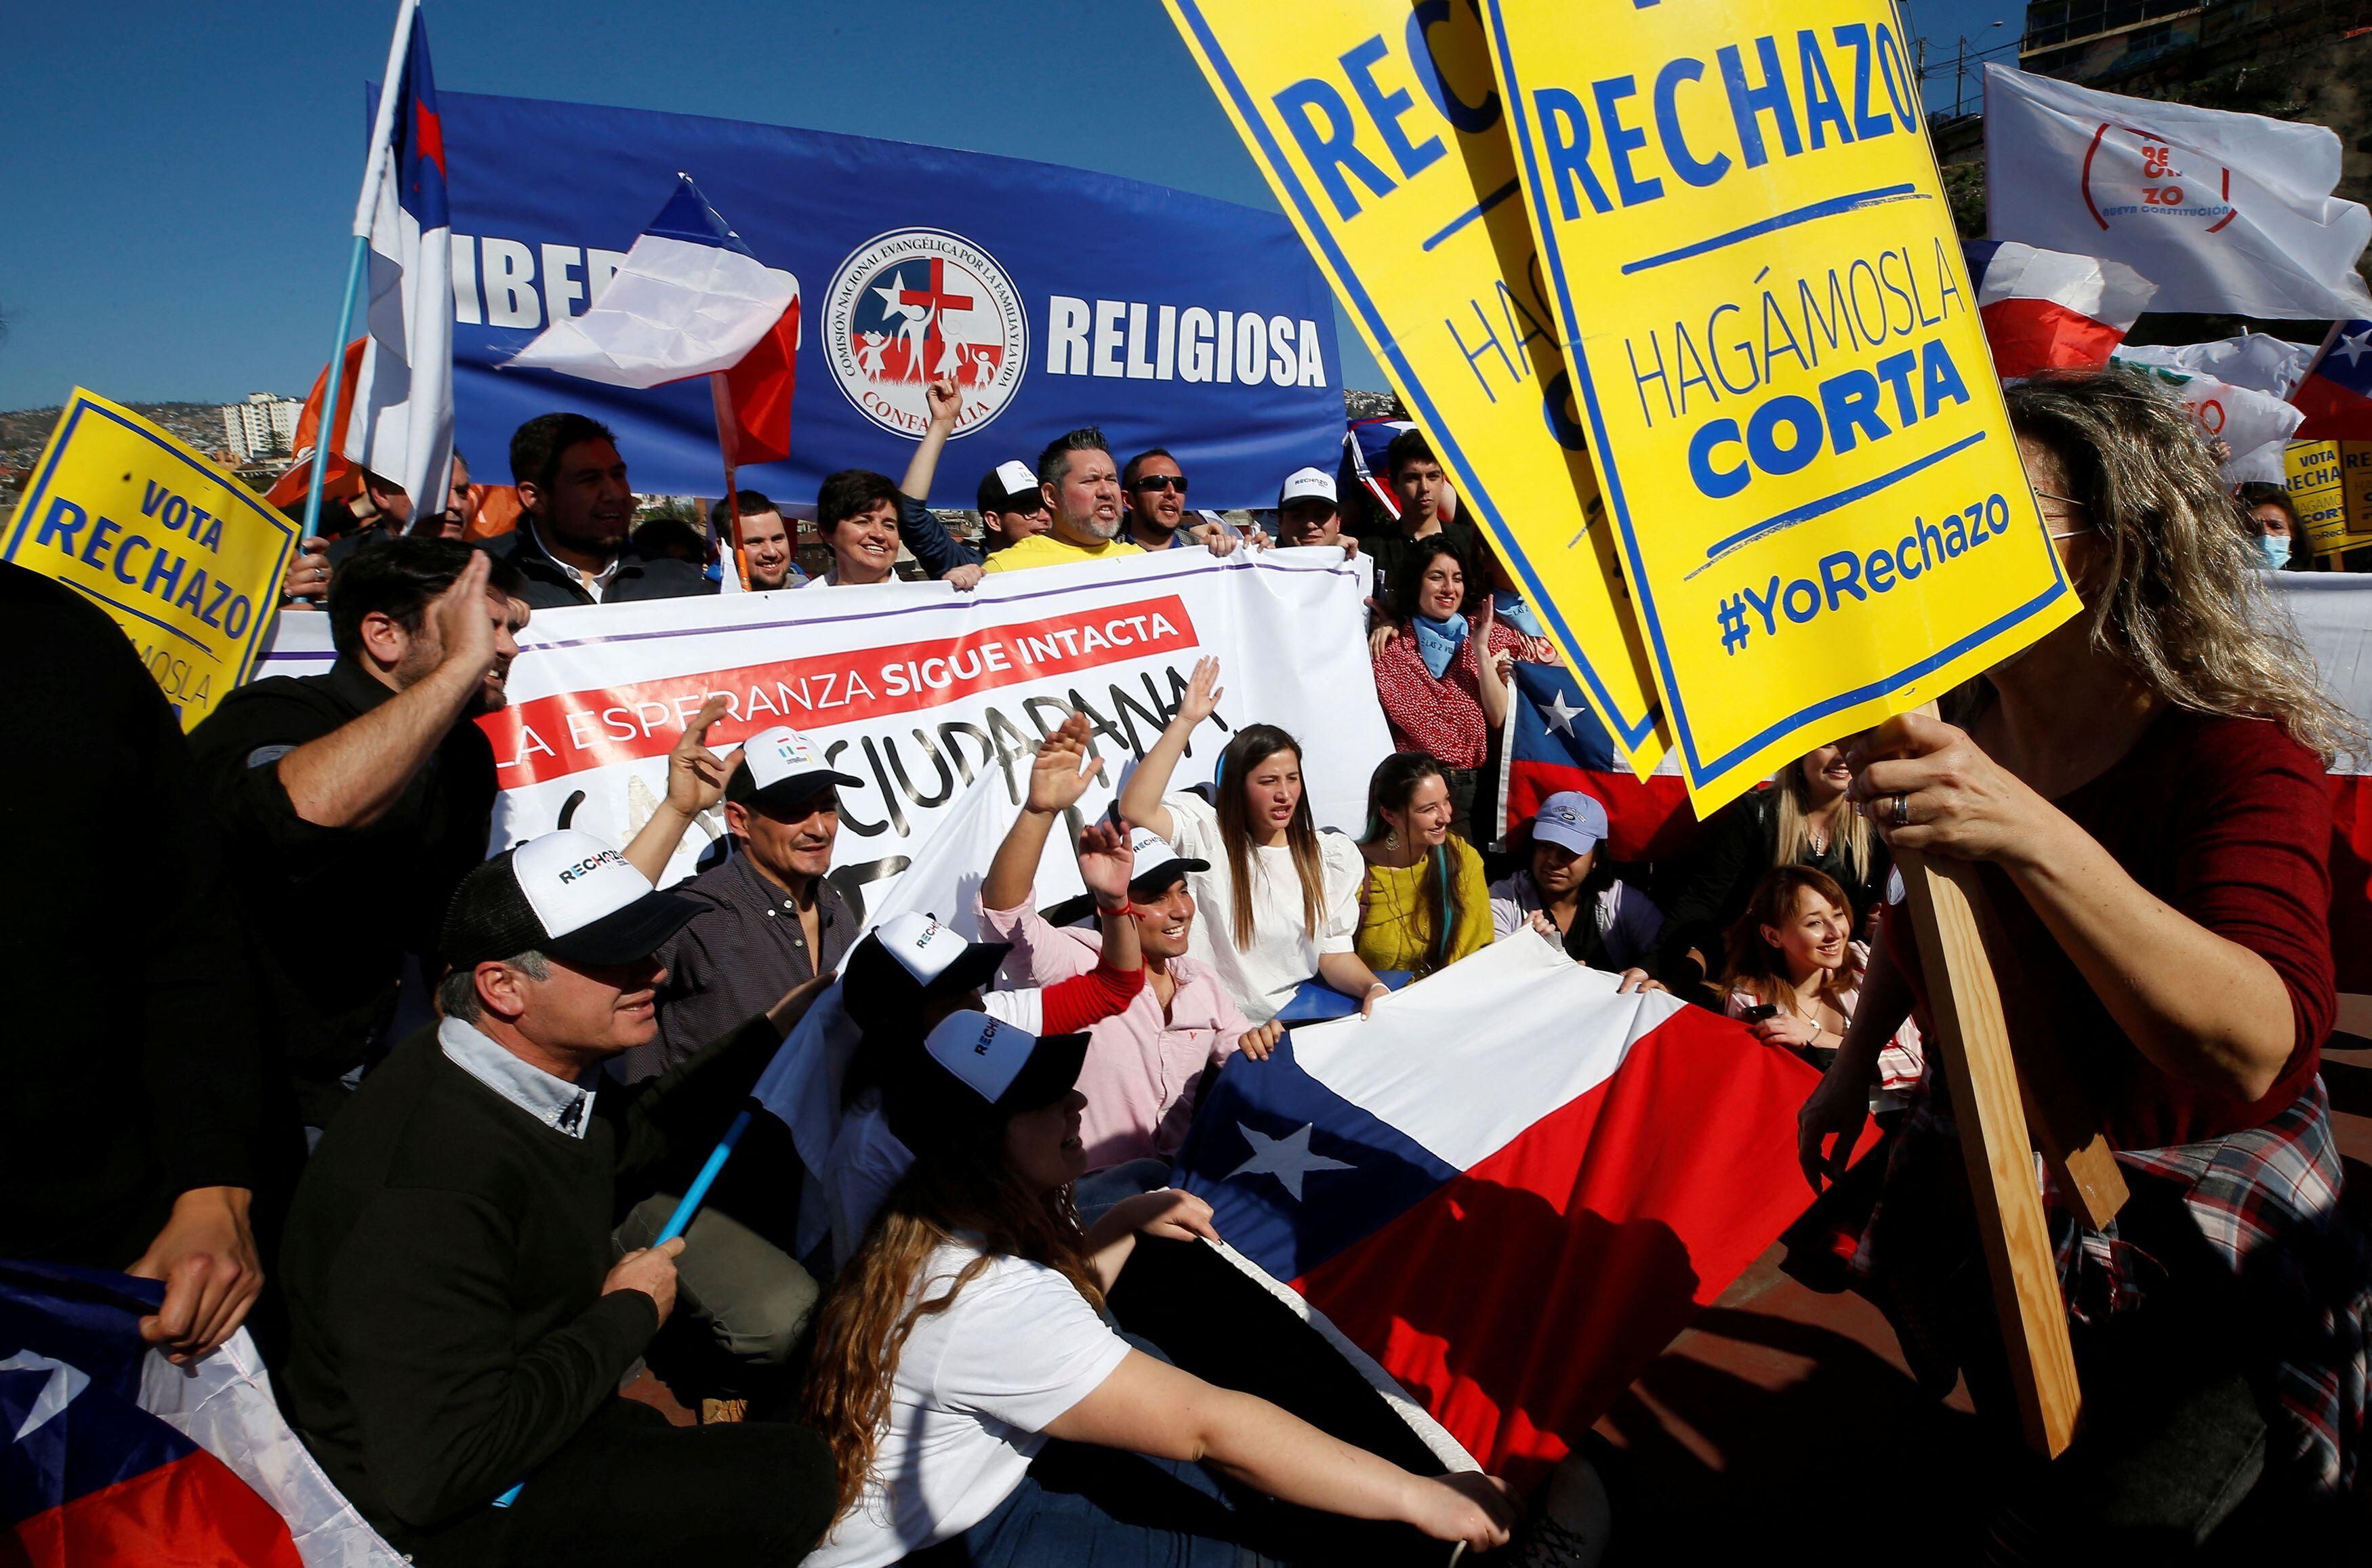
top-left (823, 228), bottom-right (1029, 439)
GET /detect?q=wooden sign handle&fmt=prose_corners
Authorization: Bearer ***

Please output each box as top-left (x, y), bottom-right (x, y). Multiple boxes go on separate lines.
top-left (1896, 846), bottom-right (2083, 1458)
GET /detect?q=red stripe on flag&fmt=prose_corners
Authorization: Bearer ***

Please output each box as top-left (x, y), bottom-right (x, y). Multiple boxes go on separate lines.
top-left (2291, 374), bottom-right (2372, 440)
top-left (9, 1449), bottom-right (304, 1568)
top-left (722, 304), bottom-right (800, 466)
top-left (1505, 762), bottom-right (1697, 865)
top-left (1293, 1007), bottom-right (1832, 1484)
top-left (1978, 298), bottom-right (2126, 380)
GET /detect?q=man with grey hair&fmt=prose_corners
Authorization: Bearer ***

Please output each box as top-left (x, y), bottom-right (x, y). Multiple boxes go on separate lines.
top-left (981, 426), bottom-right (1146, 574)
top-left (276, 828), bottom-right (835, 1566)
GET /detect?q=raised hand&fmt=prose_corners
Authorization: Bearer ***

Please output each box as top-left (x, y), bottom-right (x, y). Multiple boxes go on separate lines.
top-left (924, 375), bottom-right (962, 432)
top-left (1027, 711), bottom-right (1105, 814)
top-left (1175, 657), bottom-right (1223, 726)
top-left (430, 551), bottom-right (500, 679)
top-left (664, 694), bottom-right (741, 818)
top-left (1076, 817), bottom-right (1137, 910)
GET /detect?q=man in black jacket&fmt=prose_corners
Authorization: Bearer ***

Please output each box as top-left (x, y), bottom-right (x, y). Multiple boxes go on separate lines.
top-left (484, 412), bottom-right (716, 608)
top-left (189, 538), bottom-right (530, 1138)
top-left (277, 829), bottom-right (834, 1567)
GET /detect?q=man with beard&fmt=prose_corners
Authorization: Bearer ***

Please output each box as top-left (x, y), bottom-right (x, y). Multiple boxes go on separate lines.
top-left (981, 428), bottom-right (1147, 574)
top-left (489, 411), bottom-right (714, 608)
top-left (191, 539), bottom-right (532, 1142)
top-left (710, 490), bottom-right (805, 592)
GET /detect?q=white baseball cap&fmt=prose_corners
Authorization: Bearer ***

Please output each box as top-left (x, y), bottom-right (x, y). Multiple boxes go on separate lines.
top-left (440, 829), bottom-right (703, 968)
top-left (727, 724), bottom-right (863, 810)
top-left (1125, 825), bottom-right (1208, 900)
top-left (979, 459), bottom-right (1042, 513)
top-left (840, 911), bottom-right (1013, 1029)
top-left (898, 1008), bottom-right (1092, 1123)
top-left (1277, 467), bottom-right (1338, 508)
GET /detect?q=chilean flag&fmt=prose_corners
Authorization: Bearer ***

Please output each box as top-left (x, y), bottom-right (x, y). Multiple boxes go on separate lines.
top-left (1339, 416), bottom-right (1414, 518)
top-left (2, 1262), bottom-right (402, 1568)
top-left (1965, 240), bottom-right (2158, 381)
top-left (504, 176), bottom-right (802, 466)
top-left (2289, 320), bottom-right (2372, 438)
top-left (345, 7), bottom-right (455, 516)
top-left (1496, 660), bottom-right (1694, 863)
top-left (1176, 936), bottom-right (1829, 1483)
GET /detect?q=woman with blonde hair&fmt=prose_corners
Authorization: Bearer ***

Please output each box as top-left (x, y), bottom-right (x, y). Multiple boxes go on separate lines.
top-left (796, 1010), bottom-right (1516, 1566)
top-left (1799, 371), bottom-right (2369, 1544)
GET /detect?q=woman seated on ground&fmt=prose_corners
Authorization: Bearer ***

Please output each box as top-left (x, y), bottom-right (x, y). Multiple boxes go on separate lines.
top-left (1719, 866), bottom-right (1918, 1105)
top-left (1118, 657), bottom-right (1387, 1024)
top-left (1799, 371), bottom-right (2369, 1544)
top-left (1489, 791), bottom-right (1664, 994)
top-left (1654, 737), bottom-right (1891, 996)
top-left (1351, 753), bottom-right (1493, 982)
top-left (1366, 537), bottom-right (1534, 842)
top-left (798, 1011), bottom-right (1517, 1567)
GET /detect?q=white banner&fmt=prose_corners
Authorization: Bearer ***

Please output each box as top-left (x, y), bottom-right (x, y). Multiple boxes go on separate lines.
top-left (256, 547), bottom-right (1391, 918)
top-left (1983, 63), bottom-right (2372, 321)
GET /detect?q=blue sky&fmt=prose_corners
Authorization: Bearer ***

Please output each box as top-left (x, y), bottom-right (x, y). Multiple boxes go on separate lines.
top-left (0, 0), bottom-right (2022, 410)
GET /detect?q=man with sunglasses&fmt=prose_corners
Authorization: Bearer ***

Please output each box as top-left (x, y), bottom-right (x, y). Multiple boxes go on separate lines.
top-left (1120, 448), bottom-right (1258, 555)
top-left (616, 726), bottom-right (864, 1082)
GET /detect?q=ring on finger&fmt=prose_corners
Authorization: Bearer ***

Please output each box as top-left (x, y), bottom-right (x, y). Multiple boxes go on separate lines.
top-left (1892, 792), bottom-right (1910, 828)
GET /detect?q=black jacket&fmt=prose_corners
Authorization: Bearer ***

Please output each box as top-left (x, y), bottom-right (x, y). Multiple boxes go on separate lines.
top-left (479, 526), bottom-right (716, 611)
top-left (277, 1014), bottom-right (781, 1552)
top-left (0, 562), bottom-right (267, 1267)
top-left (188, 656), bottom-right (497, 1129)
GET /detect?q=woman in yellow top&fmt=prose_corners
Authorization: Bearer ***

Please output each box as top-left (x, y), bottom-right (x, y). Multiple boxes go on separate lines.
top-left (1353, 753), bottom-right (1494, 980)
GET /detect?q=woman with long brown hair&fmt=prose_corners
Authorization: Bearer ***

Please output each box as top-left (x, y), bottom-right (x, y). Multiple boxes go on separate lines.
top-left (1719, 866), bottom-right (1920, 1103)
top-left (1351, 751), bottom-right (1493, 981)
top-left (1799, 371), bottom-right (2369, 1544)
top-left (798, 1010), bottom-right (1516, 1566)
top-left (1118, 657), bottom-right (1386, 1023)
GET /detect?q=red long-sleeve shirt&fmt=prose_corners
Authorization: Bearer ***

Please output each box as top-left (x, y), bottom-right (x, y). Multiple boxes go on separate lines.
top-left (1885, 707), bottom-right (2335, 1151)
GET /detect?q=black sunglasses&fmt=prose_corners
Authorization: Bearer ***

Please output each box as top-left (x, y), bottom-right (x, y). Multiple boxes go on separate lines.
top-left (1132, 474), bottom-right (1189, 495)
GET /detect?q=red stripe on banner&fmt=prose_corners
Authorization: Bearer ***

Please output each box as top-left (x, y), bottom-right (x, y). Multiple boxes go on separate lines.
top-left (483, 594), bottom-right (1198, 783)
top-left (2331, 773), bottom-right (2372, 997)
top-left (1294, 1007), bottom-right (1832, 1485)
top-left (1978, 298), bottom-right (2125, 380)
top-left (9, 1450), bottom-right (304, 1568)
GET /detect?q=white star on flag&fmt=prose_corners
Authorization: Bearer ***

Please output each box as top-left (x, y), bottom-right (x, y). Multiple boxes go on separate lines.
top-left (1225, 1121), bottom-right (1353, 1201)
top-left (2337, 328), bottom-right (2372, 367)
top-left (1541, 690), bottom-right (1582, 737)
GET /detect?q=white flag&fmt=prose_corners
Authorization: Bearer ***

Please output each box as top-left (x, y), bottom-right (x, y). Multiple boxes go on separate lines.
top-left (2109, 333), bottom-right (2322, 400)
top-left (2110, 354), bottom-right (2304, 482)
top-left (1983, 64), bottom-right (2372, 321)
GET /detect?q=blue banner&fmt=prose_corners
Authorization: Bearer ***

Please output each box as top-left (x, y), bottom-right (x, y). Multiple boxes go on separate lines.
top-left (415, 89), bottom-right (1344, 508)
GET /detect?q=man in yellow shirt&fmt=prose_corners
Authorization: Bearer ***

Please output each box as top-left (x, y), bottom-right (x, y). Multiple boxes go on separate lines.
top-left (980, 428), bottom-right (1147, 575)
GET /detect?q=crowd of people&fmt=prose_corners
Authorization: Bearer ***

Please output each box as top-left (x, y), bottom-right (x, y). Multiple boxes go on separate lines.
top-left (3, 364), bottom-right (2365, 1563)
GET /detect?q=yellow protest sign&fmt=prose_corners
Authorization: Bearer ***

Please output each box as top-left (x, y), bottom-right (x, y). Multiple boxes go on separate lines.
top-left (3, 390), bottom-right (296, 728)
top-left (2283, 439), bottom-right (2353, 553)
top-left (1485, 1), bottom-right (2079, 810)
top-left (1163, 0), bottom-right (1667, 773)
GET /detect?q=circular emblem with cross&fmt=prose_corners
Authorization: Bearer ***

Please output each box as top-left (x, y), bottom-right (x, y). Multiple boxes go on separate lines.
top-left (823, 228), bottom-right (1029, 440)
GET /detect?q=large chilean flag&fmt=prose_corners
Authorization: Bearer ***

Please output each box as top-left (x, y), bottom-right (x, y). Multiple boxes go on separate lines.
top-left (1176, 935), bottom-right (1826, 1482)
top-left (1, 1264), bottom-right (305, 1568)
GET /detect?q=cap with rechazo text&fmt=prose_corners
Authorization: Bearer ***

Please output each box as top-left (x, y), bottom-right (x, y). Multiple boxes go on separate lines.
top-left (885, 1008), bottom-right (1092, 1148)
top-left (441, 829), bottom-right (703, 968)
top-left (726, 724), bottom-right (864, 810)
top-left (839, 911), bottom-right (1013, 1029)
top-left (1126, 825), bottom-right (1208, 901)
top-left (977, 459), bottom-right (1043, 514)
top-left (1277, 467), bottom-right (1337, 509)
top-left (1529, 791), bottom-right (1610, 857)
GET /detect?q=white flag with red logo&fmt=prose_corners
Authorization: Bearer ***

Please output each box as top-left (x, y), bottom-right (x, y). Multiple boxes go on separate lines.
top-left (1982, 64), bottom-right (2372, 321)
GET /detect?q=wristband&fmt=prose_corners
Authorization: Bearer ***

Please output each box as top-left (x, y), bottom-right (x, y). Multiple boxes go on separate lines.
top-left (1093, 897), bottom-right (1131, 916)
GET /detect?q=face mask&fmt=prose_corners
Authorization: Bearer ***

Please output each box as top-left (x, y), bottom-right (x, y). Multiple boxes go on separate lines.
top-left (2257, 535), bottom-right (2291, 571)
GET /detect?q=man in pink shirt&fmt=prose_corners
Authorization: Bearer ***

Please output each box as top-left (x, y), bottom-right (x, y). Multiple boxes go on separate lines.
top-left (979, 715), bottom-right (1281, 1170)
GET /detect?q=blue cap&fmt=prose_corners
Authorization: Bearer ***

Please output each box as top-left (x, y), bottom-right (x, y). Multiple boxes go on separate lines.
top-left (1529, 791), bottom-right (1608, 856)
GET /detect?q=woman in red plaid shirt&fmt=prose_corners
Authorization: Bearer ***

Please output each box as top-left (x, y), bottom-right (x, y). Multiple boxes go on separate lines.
top-left (1797, 372), bottom-right (2371, 1548)
top-left (1368, 537), bottom-right (1546, 842)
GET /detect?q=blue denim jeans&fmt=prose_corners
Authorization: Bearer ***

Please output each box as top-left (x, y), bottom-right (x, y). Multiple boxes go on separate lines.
top-left (917, 1441), bottom-right (1289, 1568)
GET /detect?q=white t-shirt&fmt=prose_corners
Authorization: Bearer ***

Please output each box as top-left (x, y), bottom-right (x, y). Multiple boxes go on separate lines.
top-left (1163, 791), bottom-right (1364, 1025)
top-left (804, 1244), bottom-right (1132, 1568)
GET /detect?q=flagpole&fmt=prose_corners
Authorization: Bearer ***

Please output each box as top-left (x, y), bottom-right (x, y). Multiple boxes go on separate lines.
top-left (301, 0), bottom-right (419, 541)
top-left (710, 371), bottom-right (754, 590)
